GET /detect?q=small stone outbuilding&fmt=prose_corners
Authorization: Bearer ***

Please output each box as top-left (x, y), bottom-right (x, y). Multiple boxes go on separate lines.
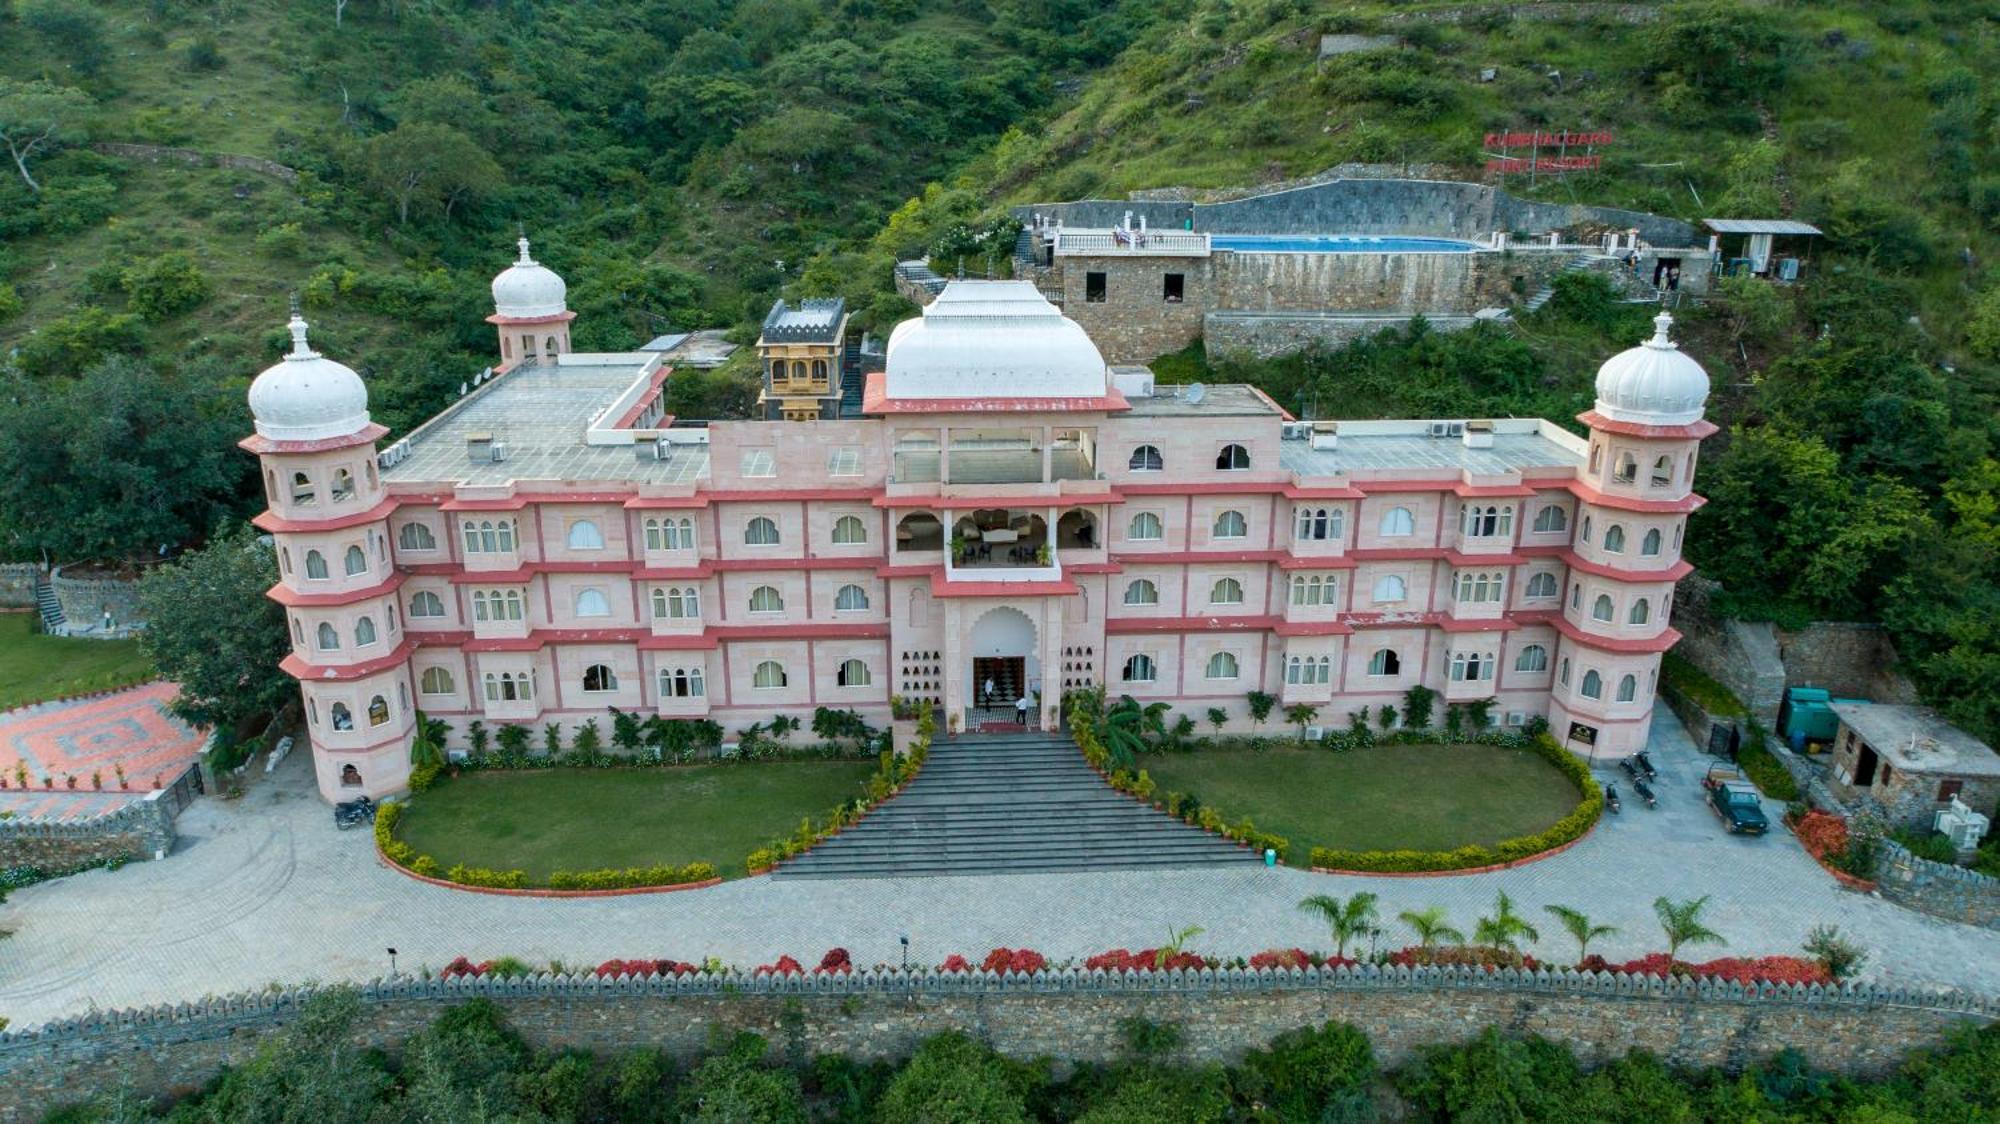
top-left (1825, 702), bottom-right (2000, 833)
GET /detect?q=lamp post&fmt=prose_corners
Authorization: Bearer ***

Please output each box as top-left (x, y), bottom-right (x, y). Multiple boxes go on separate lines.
top-left (387, 947), bottom-right (398, 978)
top-left (899, 933), bottom-right (910, 971)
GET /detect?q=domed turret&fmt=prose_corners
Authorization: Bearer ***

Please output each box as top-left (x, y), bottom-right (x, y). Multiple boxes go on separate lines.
top-left (247, 311), bottom-right (370, 442)
top-left (1591, 311), bottom-right (1709, 427)
top-left (491, 236), bottom-right (567, 319)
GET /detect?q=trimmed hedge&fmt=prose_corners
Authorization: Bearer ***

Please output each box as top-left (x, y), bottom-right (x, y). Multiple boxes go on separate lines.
top-left (745, 702), bottom-right (936, 874)
top-left (1308, 735), bottom-right (1602, 873)
top-left (376, 798), bottom-right (718, 892)
top-left (1070, 692), bottom-right (1287, 857)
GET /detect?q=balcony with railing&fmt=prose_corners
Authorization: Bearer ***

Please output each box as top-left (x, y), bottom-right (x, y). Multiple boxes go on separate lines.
top-left (890, 428), bottom-right (1100, 486)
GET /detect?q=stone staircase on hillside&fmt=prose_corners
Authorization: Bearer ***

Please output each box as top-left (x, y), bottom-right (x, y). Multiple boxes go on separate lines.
top-left (1013, 227), bottom-right (1039, 273)
top-left (771, 733), bottom-right (1257, 879)
top-left (1515, 252), bottom-right (1662, 318)
top-left (32, 573), bottom-right (64, 635)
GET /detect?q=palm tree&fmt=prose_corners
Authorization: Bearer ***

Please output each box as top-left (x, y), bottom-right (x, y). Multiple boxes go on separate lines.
top-left (1473, 891), bottom-right (1540, 952)
top-left (1299, 892), bottom-right (1379, 959)
top-left (1283, 702), bottom-right (1320, 738)
top-left (1155, 924), bottom-right (1205, 969)
top-left (1653, 895), bottom-right (1726, 965)
top-left (1543, 904), bottom-right (1618, 964)
top-left (1398, 906), bottom-right (1465, 949)
top-left (1101, 696), bottom-right (1167, 769)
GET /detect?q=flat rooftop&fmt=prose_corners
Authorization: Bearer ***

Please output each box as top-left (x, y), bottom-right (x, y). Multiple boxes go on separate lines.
top-left (380, 356), bottom-right (711, 487)
top-left (1830, 703), bottom-right (2000, 776)
top-left (1281, 423), bottom-right (1584, 477)
top-left (1122, 382), bottom-right (1283, 418)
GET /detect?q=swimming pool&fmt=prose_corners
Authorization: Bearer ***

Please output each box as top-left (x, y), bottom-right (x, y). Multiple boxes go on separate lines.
top-left (1210, 234), bottom-right (1480, 253)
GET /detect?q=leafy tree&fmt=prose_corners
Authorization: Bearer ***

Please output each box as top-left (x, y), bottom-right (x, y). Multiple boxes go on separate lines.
top-left (1235, 1021), bottom-right (1376, 1123)
top-left (135, 528), bottom-right (290, 732)
top-left (678, 1033), bottom-right (807, 1123)
top-left (0, 358), bottom-right (242, 561)
top-left (1205, 707), bottom-right (1227, 736)
top-left (1654, 896), bottom-right (1726, 964)
top-left (363, 122), bottom-right (504, 225)
top-left (1245, 690), bottom-right (1276, 732)
top-left (8, 305), bottom-right (145, 379)
top-left (1400, 685), bottom-right (1436, 731)
top-left (0, 77), bottom-right (91, 193)
top-left (1398, 906), bottom-right (1465, 949)
top-left (876, 1031), bottom-right (1030, 1124)
top-left (1543, 904), bottom-right (1618, 964)
top-left (1645, 2), bottom-right (1791, 104)
top-left (571, 718), bottom-right (603, 754)
top-left (1473, 892), bottom-right (1540, 953)
top-left (1298, 892), bottom-right (1379, 959)
top-left (119, 252), bottom-right (212, 320)
top-left (1283, 702), bottom-right (1319, 738)
top-left (409, 713), bottom-right (447, 769)
top-left (495, 723), bottom-right (531, 755)
top-left (18, 0), bottom-right (109, 76)
top-left (191, 987), bottom-right (389, 1120)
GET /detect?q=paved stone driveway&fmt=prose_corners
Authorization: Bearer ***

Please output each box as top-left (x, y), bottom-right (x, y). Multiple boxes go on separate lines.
top-left (3, 714), bottom-right (1997, 1030)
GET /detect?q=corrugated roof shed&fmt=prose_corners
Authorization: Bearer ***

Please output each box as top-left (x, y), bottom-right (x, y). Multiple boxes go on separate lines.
top-left (1703, 219), bottom-right (1823, 235)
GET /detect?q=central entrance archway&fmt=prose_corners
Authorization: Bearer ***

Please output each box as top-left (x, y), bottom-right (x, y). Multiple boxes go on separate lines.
top-left (967, 605), bottom-right (1039, 728)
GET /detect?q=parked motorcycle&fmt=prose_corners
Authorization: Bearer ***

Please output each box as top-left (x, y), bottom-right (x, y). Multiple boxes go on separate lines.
top-left (1632, 777), bottom-right (1658, 808)
top-left (1603, 781), bottom-right (1622, 814)
top-left (334, 796), bottom-right (376, 830)
top-left (1634, 751), bottom-right (1659, 780)
top-left (1619, 758), bottom-right (1640, 780)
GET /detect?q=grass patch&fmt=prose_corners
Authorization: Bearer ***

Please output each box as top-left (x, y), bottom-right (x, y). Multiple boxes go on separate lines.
top-left (1736, 733), bottom-right (1801, 801)
top-left (1660, 652), bottom-right (1749, 719)
top-left (392, 762), bottom-right (877, 881)
top-left (1141, 743), bottom-right (1580, 863)
top-left (0, 612), bottom-right (155, 713)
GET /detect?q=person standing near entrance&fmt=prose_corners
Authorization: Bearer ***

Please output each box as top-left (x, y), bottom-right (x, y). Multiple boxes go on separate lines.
top-left (1015, 692), bottom-right (1030, 726)
top-left (982, 676), bottom-right (995, 710)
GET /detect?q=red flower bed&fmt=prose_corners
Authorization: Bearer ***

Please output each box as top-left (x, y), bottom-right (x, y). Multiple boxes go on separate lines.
top-left (754, 955), bottom-right (805, 977)
top-left (816, 948), bottom-right (853, 975)
top-left (980, 947), bottom-right (1047, 974)
top-left (1386, 945), bottom-right (1539, 971)
top-left (441, 956), bottom-right (485, 979)
top-left (1582, 953), bottom-right (1829, 985)
top-left (593, 958), bottom-right (697, 978)
top-left (1084, 948), bottom-right (1212, 972)
top-left (937, 954), bottom-right (972, 973)
top-left (1792, 811), bottom-right (1850, 861)
top-left (1249, 948), bottom-right (1311, 970)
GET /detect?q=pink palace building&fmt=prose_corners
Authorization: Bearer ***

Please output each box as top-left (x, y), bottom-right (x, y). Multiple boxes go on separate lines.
top-left (243, 240), bottom-right (1714, 802)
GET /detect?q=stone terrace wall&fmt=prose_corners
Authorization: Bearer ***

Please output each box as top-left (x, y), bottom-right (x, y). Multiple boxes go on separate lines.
top-left (3, 968), bottom-right (1992, 1118)
top-left (1205, 311), bottom-right (1478, 359)
top-left (0, 796), bottom-right (176, 869)
top-left (1017, 179), bottom-right (1696, 245)
top-left (1776, 622), bottom-right (1919, 705)
top-left (0, 565), bottom-right (36, 610)
top-left (1671, 581), bottom-right (1786, 729)
top-left (48, 567), bottom-right (145, 633)
top-left (1877, 842), bottom-right (2000, 931)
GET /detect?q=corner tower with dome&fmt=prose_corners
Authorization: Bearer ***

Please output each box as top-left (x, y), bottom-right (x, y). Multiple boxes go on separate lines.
top-left (243, 250), bottom-right (1712, 804)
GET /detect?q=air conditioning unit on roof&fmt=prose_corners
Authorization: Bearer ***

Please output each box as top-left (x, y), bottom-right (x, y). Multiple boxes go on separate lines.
top-left (1429, 421), bottom-right (1465, 439)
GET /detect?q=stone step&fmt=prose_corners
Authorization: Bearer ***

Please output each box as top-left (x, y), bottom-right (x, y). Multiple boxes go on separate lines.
top-left (777, 849), bottom-right (1251, 878)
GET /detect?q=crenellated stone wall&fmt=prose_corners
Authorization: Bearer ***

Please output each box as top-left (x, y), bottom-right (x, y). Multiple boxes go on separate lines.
top-left (2, 967), bottom-right (1992, 1118)
top-left (0, 794), bottom-right (177, 869)
top-left (48, 566), bottom-right (145, 635)
top-left (0, 565), bottom-right (37, 610)
top-left (1877, 841), bottom-right (2000, 931)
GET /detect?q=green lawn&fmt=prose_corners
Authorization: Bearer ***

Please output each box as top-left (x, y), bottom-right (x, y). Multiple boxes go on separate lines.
top-left (1142, 744), bottom-right (1583, 862)
top-left (0, 612), bottom-right (155, 713)
top-left (392, 762), bottom-right (879, 880)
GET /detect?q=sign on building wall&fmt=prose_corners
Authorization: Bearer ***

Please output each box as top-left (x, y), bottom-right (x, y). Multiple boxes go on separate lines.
top-left (1568, 721), bottom-right (1599, 746)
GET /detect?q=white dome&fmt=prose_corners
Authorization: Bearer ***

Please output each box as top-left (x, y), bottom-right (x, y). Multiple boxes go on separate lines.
top-left (884, 281), bottom-right (1108, 400)
top-left (1592, 311), bottom-right (1710, 426)
top-left (248, 313), bottom-right (371, 442)
top-left (490, 236), bottom-right (567, 319)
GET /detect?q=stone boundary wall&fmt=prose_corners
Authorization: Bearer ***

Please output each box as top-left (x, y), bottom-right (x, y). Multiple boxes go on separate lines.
top-left (1775, 622), bottom-right (1918, 705)
top-left (0, 793), bottom-right (176, 869)
top-left (1015, 178), bottom-right (1695, 245)
top-left (48, 566), bottom-right (145, 635)
top-left (0, 564), bottom-right (36, 610)
top-left (1205, 311), bottom-right (1478, 358)
top-left (2, 967), bottom-right (1992, 1116)
top-left (1671, 581), bottom-right (1785, 729)
top-left (89, 142), bottom-right (300, 185)
top-left (1877, 841), bottom-right (2000, 931)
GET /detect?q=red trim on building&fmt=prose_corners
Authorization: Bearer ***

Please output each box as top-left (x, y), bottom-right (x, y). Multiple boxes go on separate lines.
top-left (1347, 547), bottom-right (1445, 562)
top-left (1515, 610), bottom-right (1683, 653)
top-left (1453, 483), bottom-right (1541, 498)
top-left (624, 495), bottom-right (711, 510)
top-left (484, 310), bottom-right (578, 325)
top-left (1276, 556), bottom-right (1359, 571)
top-left (704, 488), bottom-right (883, 503)
top-left (1280, 484), bottom-right (1367, 500)
top-left (1105, 615), bottom-right (1282, 634)
top-left (862, 371), bottom-right (1131, 414)
top-left (237, 423), bottom-right (390, 456)
top-left (1436, 617), bottom-right (1521, 634)
top-left (1443, 550), bottom-right (1527, 567)
top-left (252, 495), bottom-right (399, 534)
top-left (613, 366), bottom-right (676, 428)
top-left (1351, 478), bottom-right (1460, 494)
top-left (927, 575), bottom-right (1079, 598)
top-left (638, 633), bottom-right (720, 651)
top-left (1064, 561), bottom-right (1123, 574)
top-left (1575, 410), bottom-right (1719, 440)
top-left (1108, 549), bottom-right (1288, 565)
top-left (1565, 479), bottom-right (1706, 514)
top-left (440, 491), bottom-right (636, 512)
top-left (281, 637), bottom-right (419, 681)
top-left (1558, 551), bottom-right (1694, 583)
top-left (713, 623), bottom-right (890, 641)
top-left (267, 572), bottom-right (407, 608)
top-left (872, 491), bottom-right (1122, 508)
top-left (1272, 620), bottom-right (1355, 637)
top-left (1119, 481), bottom-right (1290, 496)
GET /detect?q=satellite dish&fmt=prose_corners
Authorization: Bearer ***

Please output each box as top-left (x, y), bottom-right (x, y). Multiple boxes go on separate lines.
top-left (1186, 382), bottom-right (1207, 406)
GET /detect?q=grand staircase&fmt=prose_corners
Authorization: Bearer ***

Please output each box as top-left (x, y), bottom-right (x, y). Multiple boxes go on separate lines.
top-left (772, 733), bottom-right (1257, 879)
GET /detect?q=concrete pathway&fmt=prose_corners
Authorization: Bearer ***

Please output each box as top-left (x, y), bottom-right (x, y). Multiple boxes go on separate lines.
top-left (3, 714), bottom-right (1997, 1030)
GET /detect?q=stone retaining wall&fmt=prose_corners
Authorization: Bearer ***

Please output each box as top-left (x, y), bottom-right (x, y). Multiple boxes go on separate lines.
top-left (89, 142), bottom-right (299, 185)
top-left (1671, 581), bottom-right (1787, 730)
top-left (2, 968), bottom-right (1991, 1117)
top-left (0, 564), bottom-right (36, 610)
top-left (48, 566), bottom-right (145, 635)
top-left (1205, 311), bottom-right (1479, 358)
top-left (1877, 841), bottom-right (2000, 931)
top-left (0, 794), bottom-right (176, 869)
top-left (1775, 622), bottom-right (1918, 705)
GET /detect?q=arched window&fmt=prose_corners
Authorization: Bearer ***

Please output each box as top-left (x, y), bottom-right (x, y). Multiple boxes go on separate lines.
top-left (1629, 598), bottom-right (1651, 625)
top-left (472, 591), bottom-right (489, 622)
top-left (566, 520), bottom-right (604, 550)
top-left (1286, 656), bottom-right (1332, 685)
top-left (1210, 577), bottom-right (1244, 605)
top-left (343, 545), bottom-right (367, 576)
top-left (1212, 510), bottom-right (1248, 539)
top-left (1215, 444), bottom-right (1250, 470)
top-left (1525, 572), bottom-right (1559, 599)
top-left (1295, 506), bottom-right (1342, 541)
top-left (354, 617), bottom-right (377, 647)
top-left (1122, 654), bottom-right (1156, 682)
top-left (659, 667), bottom-right (705, 698)
top-left (574, 589), bottom-right (611, 617)
top-left (662, 587), bottom-right (700, 619)
top-left (1641, 528), bottom-right (1662, 557)
top-left (290, 616), bottom-right (303, 646)
top-left (1128, 445), bottom-right (1163, 472)
top-left (504, 591), bottom-right (523, 620)
top-left (279, 547), bottom-right (292, 576)
top-left (1580, 670), bottom-right (1603, 699)
top-left (316, 622), bottom-right (339, 650)
top-left (1205, 651), bottom-right (1239, 679)
top-left (1515, 644), bottom-right (1549, 673)
top-left (1650, 455), bottom-right (1674, 488)
top-left (497, 520), bottom-right (516, 552)
top-left (1128, 512), bottom-right (1163, 541)
top-left (831, 515), bottom-right (868, 545)
top-left (1571, 583), bottom-right (1582, 609)
top-left (1532, 505), bottom-right (1568, 534)
top-left (1379, 507), bottom-right (1415, 537)
top-left (1592, 594), bottom-right (1615, 622)
top-left (331, 468), bottom-right (355, 502)
top-left (1589, 444), bottom-right (1603, 474)
top-left (1614, 452), bottom-right (1638, 483)
top-left (1368, 649), bottom-right (1400, 676)
top-left (367, 695), bottom-right (390, 726)
top-left (748, 586), bottom-right (784, 613)
top-left (791, 360), bottom-right (808, 380)
top-left (1603, 525), bottom-right (1626, 553)
top-left (420, 667), bottom-right (454, 695)
top-left (753, 660), bottom-right (787, 689)
top-left (1454, 571), bottom-right (1503, 603)
top-left (1123, 579), bottom-right (1159, 605)
top-left (410, 591), bottom-right (444, 618)
top-left (305, 550), bottom-right (328, 580)
top-left (1291, 575), bottom-right (1332, 606)
top-left (1449, 651), bottom-right (1493, 682)
top-left (387, 603), bottom-right (398, 632)
top-left (669, 518), bottom-right (695, 549)
top-left (398, 523), bottom-right (436, 552)
top-left (812, 359), bottom-right (828, 381)
top-left (645, 519), bottom-right (663, 550)
top-left (744, 516), bottom-right (781, 546)
top-left (582, 664), bottom-right (618, 693)
top-left (330, 702), bottom-right (353, 731)
top-left (1580, 515), bottom-right (1593, 543)
top-left (291, 471), bottom-right (316, 506)
top-left (1560, 658), bottom-right (1571, 686)
top-left (1460, 505), bottom-right (1513, 538)
top-left (834, 584), bottom-right (870, 611)
top-left (1372, 575), bottom-right (1407, 603)
top-left (1674, 524), bottom-right (1683, 551)
top-left (836, 659), bottom-right (871, 687)
top-left (1617, 674), bottom-right (1638, 702)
